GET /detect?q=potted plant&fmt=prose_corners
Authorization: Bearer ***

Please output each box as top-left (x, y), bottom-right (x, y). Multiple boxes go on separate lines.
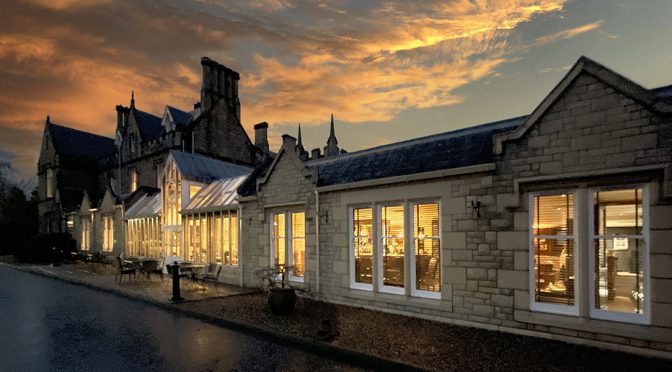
top-left (258, 264), bottom-right (297, 316)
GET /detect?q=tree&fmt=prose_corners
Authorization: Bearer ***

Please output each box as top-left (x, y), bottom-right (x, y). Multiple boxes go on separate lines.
top-left (0, 160), bottom-right (38, 255)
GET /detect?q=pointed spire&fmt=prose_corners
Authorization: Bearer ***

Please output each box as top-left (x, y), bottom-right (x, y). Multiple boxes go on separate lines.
top-left (329, 113), bottom-right (335, 140)
top-left (46, 115), bottom-right (51, 124)
top-left (130, 90), bottom-right (135, 108)
top-left (324, 113), bottom-right (340, 157)
top-left (297, 124), bottom-right (303, 148)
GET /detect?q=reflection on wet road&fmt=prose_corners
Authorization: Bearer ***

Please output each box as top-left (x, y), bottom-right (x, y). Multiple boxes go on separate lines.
top-left (0, 265), bottom-right (363, 371)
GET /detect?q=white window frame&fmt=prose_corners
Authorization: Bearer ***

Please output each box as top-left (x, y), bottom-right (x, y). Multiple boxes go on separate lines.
top-left (270, 211), bottom-right (305, 283)
top-left (377, 203), bottom-right (407, 295)
top-left (588, 185), bottom-right (650, 325)
top-left (349, 205), bottom-right (374, 291)
top-left (528, 191), bottom-right (580, 316)
top-left (409, 200), bottom-right (442, 299)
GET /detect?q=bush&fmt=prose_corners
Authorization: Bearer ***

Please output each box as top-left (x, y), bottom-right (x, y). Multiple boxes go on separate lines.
top-left (15, 233), bottom-right (77, 263)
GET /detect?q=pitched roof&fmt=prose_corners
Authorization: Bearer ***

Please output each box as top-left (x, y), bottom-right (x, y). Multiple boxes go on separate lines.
top-left (183, 174), bottom-right (248, 214)
top-left (124, 189), bottom-right (161, 220)
top-left (494, 56), bottom-right (672, 154)
top-left (48, 122), bottom-right (116, 161)
top-left (58, 187), bottom-right (86, 213)
top-left (653, 84), bottom-right (672, 98)
top-left (308, 116), bottom-right (525, 188)
top-left (170, 150), bottom-right (253, 183)
top-left (167, 106), bottom-right (194, 127)
top-left (133, 109), bottom-right (163, 140)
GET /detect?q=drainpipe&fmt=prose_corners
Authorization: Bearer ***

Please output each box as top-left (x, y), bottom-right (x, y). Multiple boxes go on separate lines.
top-left (238, 205), bottom-right (244, 288)
top-left (315, 189), bottom-right (320, 296)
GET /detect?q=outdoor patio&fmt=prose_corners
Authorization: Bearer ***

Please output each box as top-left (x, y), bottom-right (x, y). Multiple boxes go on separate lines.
top-left (25, 261), bottom-right (256, 303)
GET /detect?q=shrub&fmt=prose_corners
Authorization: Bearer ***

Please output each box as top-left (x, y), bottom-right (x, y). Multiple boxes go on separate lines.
top-left (15, 233), bottom-right (77, 263)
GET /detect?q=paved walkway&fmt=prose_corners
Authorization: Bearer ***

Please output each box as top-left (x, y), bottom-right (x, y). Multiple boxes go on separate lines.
top-left (18, 262), bottom-right (257, 303)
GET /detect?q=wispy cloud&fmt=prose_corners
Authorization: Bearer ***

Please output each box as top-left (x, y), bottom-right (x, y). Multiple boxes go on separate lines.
top-left (533, 20), bottom-right (603, 46)
top-left (0, 0), bottom-right (599, 181)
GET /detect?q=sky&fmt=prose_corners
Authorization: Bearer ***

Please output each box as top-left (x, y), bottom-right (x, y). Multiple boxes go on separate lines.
top-left (1, 0), bottom-right (671, 191)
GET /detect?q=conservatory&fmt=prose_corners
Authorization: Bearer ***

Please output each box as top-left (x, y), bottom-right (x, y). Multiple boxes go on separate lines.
top-left (181, 175), bottom-right (247, 265)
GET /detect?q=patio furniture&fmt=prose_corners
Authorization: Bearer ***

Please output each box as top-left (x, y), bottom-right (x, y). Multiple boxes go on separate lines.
top-left (116, 256), bottom-right (139, 283)
top-left (198, 264), bottom-right (222, 289)
top-left (138, 257), bottom-right (163, 280)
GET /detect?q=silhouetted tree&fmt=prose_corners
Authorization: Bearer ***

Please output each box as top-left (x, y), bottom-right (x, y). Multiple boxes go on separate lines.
top-left (0, 160), bottom-right (38, 255)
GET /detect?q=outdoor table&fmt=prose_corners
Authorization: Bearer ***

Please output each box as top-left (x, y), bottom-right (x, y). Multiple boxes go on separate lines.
top-left (179, 263), bottom-right (207, 291)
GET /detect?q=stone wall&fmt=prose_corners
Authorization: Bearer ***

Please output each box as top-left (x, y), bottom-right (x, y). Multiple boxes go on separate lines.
top-left (240, 139), bottom-right (318, 290)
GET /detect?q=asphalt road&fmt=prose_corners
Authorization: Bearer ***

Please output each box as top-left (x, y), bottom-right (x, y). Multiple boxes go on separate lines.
top-left (0, 265), bottom-right (363, 371)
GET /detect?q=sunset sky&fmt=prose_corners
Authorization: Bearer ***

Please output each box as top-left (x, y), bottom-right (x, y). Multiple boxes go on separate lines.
top-left (1, 0), bottom-right (671, 189)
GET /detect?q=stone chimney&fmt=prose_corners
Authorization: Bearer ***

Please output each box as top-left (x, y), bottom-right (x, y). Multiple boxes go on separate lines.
top-left (254, 122), bottom-right (269, 154)
top-left (200, 57), bottom-right (241, 121)
top-left (311, 148), bottom-right (321, 160)
top-left (282, 134), bottom-right (297, 150)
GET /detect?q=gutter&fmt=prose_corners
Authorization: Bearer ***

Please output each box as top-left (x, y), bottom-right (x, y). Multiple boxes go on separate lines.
top-left (316, 163), bottom-right (496, 193)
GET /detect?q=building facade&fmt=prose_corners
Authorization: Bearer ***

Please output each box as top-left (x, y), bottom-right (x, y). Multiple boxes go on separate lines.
top-left (36, 56), bottom-right (672, 356)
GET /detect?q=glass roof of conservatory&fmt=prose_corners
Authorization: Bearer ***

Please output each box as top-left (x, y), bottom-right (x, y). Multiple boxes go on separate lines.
top-left (182, 174), bottom-right (248, 214)
top-left (124, 192), bottom-right (161, 220)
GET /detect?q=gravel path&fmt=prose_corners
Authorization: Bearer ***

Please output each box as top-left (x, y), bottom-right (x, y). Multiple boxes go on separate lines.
top-left (179, 293), bottom-right (671, 371)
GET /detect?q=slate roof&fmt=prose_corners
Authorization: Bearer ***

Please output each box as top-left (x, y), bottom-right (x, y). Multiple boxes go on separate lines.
top-left (237, 156), bottom-right (274, 197)
top-left (49, 123), bottom-right (116, 161)
top-left (133, 109), bottom-right (163, 140)
top-left (182, 174), bottom-right (248, 214)
top-left (58, 187), bottom-right (86, 213)
top-left (170, 150), bottom-right (253, 183)
top-left (653, 84), bottom-right (672, 98)
top-left (308, 116), bottom-right (527, 188)
top-left (167, 106), bottom-right (194, 127)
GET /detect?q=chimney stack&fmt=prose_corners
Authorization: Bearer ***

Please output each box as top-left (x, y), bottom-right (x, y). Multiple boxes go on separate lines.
top-left (311, 148), bottom-right (321, 160)
top-left (282, 134), bottom-right (297, 150)
top-left (254, 122), bottom-right (269, 154)
top-left (200, 57), bottom-right (241, 121)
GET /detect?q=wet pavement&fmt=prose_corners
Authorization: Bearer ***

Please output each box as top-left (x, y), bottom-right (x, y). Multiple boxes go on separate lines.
top-left (0, 265), bottom-right (364, 371)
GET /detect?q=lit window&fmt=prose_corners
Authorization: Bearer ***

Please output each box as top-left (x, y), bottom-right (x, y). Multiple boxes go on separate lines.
top-left (531, 193), bottom-right (576, 313)
top-left (592, 188), bottom-right (647, 322)
top-left (80, 216), bottom-right (90, 251)
top-left (102, 213), bottom-right (114, 252)
top-left (271, 211), bottom-right (305, 281)
top-left (130, 168), bottom-right (138, 193)
top-left (291, 212), bottom-right (305, 278)
top-left (412, 203), bottom-right (440, 296)
top-left (189, 185), bottom-right (201, 199)
top-left (183, 211), bottom-right (238, 265)
top-left (381, 205), bottom-right (405, 291)
top-left (352, 208), bottom-right (373, 288)
top-left (350, 202), bottom-right (441, 298)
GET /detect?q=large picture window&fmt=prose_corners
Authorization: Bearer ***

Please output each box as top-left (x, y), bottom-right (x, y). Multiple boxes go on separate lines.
top-left (590, 187), bottom-right (648, 323)
top-left (530, 193), bottom-right (577, 314)
top-left (271, 211), bottom-right (305, 281)
top-left (349, 201), bottom-right (441, 299)
top-left (529, 186), bottom-right (649, 324)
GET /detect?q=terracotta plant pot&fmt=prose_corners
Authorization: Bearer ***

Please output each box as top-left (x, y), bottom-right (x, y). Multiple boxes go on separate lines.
top-left (268, 287), bottom-right (297, 316)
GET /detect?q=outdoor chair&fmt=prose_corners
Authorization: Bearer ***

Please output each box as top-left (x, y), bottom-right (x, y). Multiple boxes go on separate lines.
top-left (200, 264), bottom-right (222, 289)
top-left (146, 256), bottom-right (165, 281)
top-left (116, 256), bottom-right (138, 283)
